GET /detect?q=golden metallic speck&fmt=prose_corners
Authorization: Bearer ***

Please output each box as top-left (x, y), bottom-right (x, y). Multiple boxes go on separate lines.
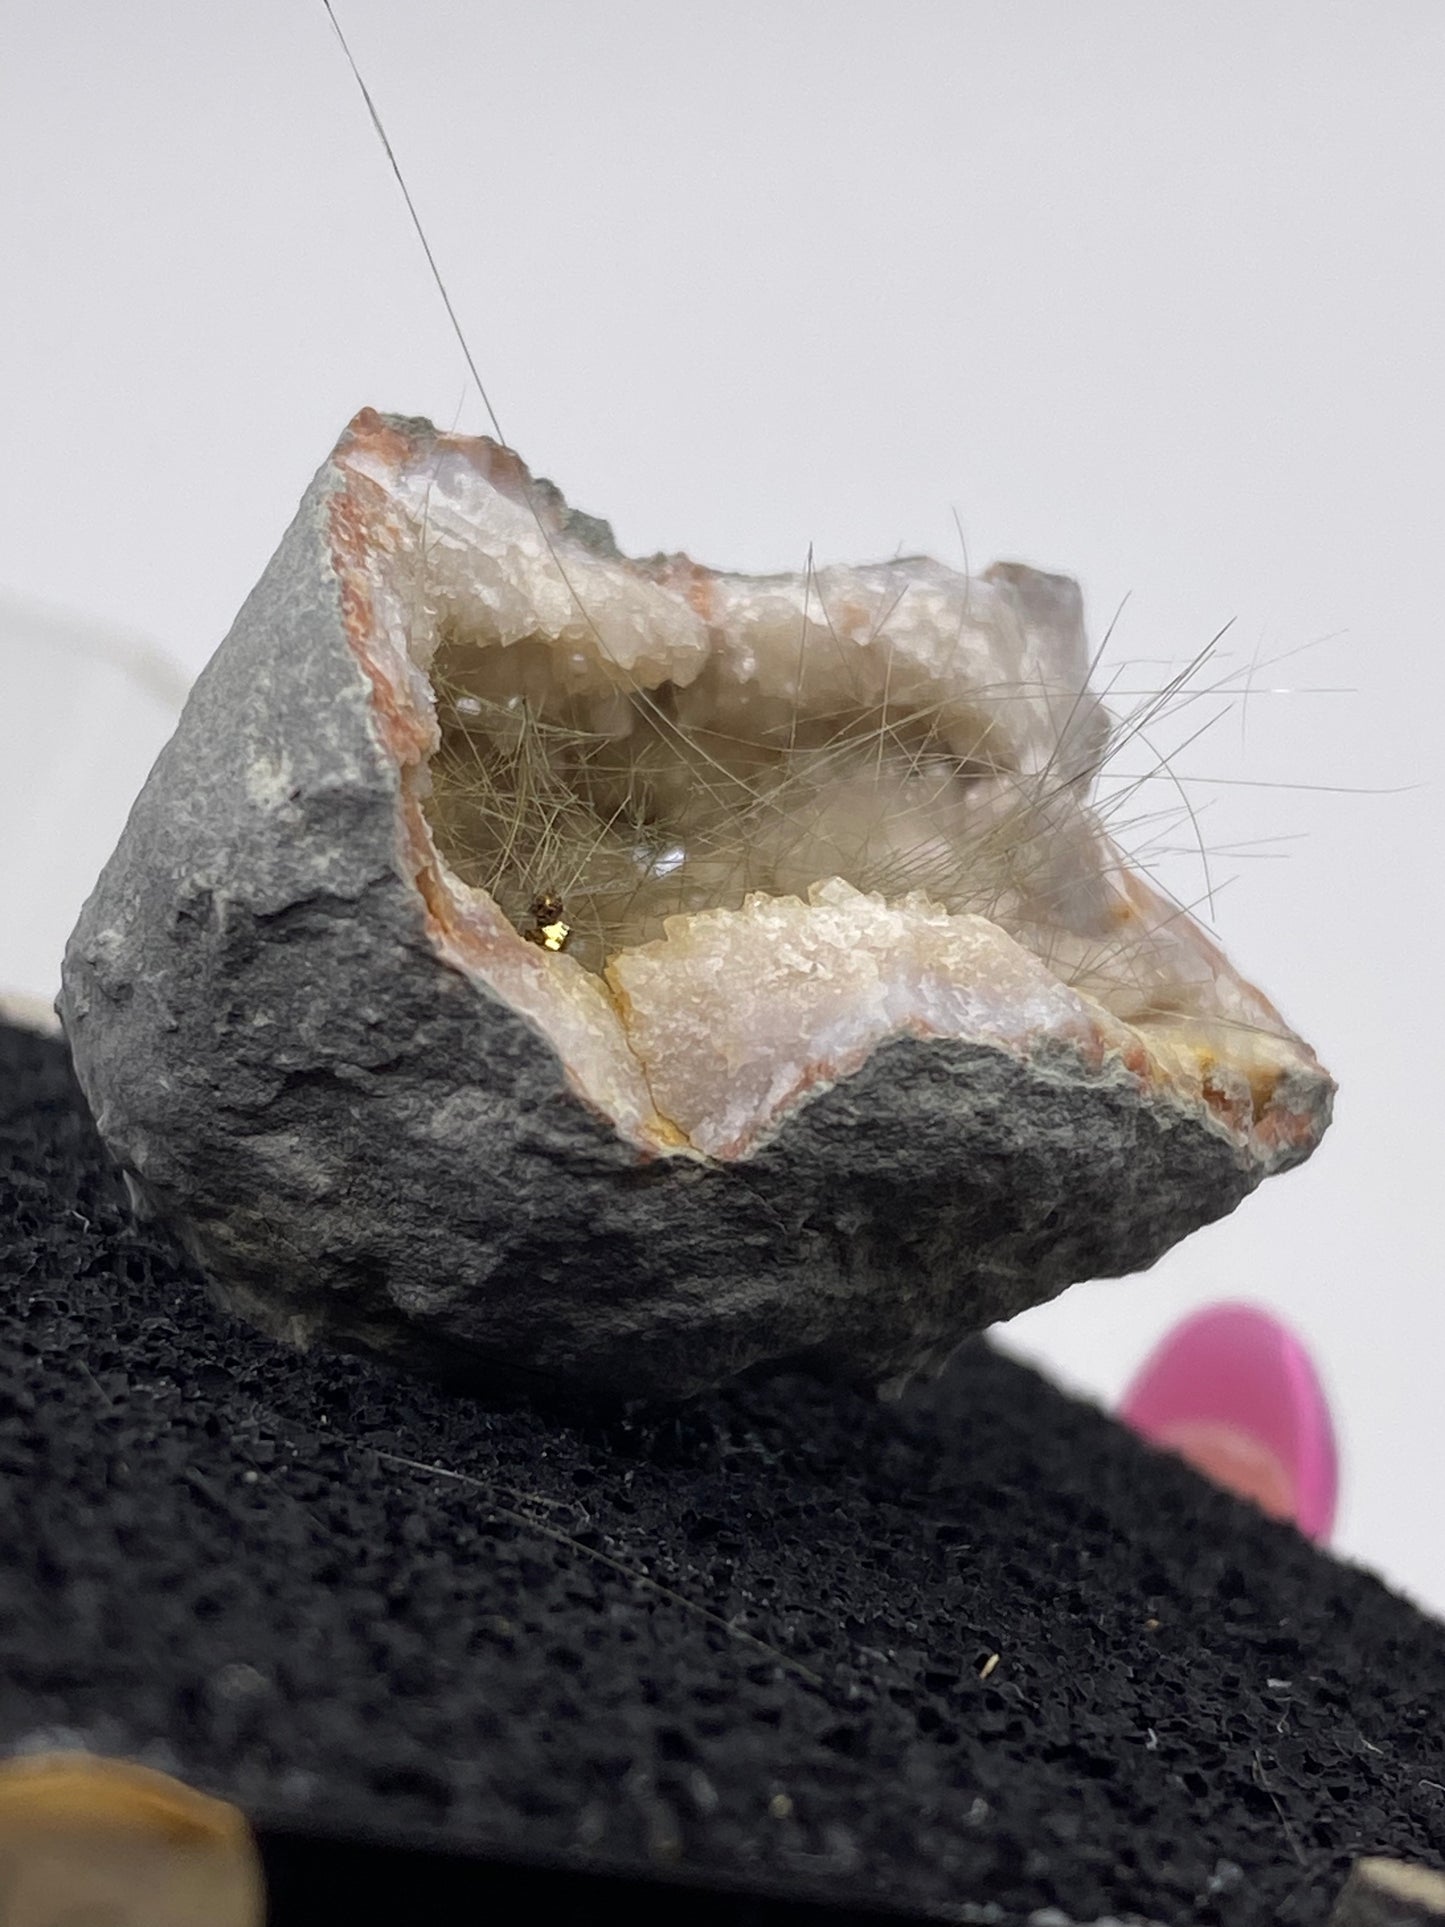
top-left (524, 893), bottom-right (572, 953)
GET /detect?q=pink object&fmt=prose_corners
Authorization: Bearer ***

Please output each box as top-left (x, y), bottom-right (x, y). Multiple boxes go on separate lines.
top-left (1118, 1303), bottom-right (1338, 1542)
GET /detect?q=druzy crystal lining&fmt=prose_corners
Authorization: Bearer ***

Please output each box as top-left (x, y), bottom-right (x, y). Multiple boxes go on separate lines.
top-left (337, 411), bottom-right (1327, 1165)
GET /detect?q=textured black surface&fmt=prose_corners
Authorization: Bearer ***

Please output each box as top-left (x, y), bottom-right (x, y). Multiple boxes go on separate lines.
top-left (0, 1017), bottom-right (1440, 1925)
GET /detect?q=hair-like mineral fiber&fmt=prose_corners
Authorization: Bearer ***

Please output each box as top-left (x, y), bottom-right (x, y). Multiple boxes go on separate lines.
top-left (324, 1), bottom-right (1321, 1029)
top-left (420, 599), bottom-right (1248, 1004)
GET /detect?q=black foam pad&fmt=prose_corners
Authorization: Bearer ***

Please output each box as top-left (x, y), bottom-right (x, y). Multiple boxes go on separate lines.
top-left (2, 1020), bottom-right (1440, 1924)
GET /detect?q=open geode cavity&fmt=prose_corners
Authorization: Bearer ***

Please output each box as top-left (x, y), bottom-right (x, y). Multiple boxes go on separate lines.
top-left (58, 411), bottom-right (1333, 1399)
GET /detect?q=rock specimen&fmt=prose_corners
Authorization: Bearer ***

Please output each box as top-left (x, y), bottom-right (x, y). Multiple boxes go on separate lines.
top-left (0, 1754), bottom-right (262, 1927)
top-left (1330, 1858), bottom-right (1445, 1927)
top-left (59, 412), bottom-right (1333, 1400)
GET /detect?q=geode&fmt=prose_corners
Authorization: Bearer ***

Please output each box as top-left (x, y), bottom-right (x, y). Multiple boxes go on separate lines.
top-left (58, 411), bottom-right (1332, 1400)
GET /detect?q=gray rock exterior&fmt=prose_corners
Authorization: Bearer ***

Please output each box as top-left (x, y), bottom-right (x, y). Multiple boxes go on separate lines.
top-left (58, 421), bottom-right (1331, 1402)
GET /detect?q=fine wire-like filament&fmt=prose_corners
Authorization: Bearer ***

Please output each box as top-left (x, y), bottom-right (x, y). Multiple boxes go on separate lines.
top-left (420, 588), bottom-right (1307, 1043)
top-left (321, 0), bottom-right (1337, 1045)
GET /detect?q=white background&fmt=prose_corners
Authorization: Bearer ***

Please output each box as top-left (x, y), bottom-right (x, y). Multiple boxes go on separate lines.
top-left (2, 4), bottom-right (1441, 1611)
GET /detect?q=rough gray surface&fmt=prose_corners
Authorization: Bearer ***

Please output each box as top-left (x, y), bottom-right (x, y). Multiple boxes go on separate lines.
top-left (61, 450), bottom-right (1271, 1401)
